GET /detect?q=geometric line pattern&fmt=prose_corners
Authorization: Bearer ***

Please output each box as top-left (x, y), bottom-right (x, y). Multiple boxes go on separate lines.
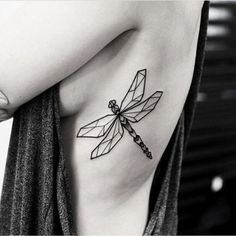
top-left (120, 69), bottom-right (146, 111)
top-left (77, 114), bottom-right (116, 138)
top-left (77, 69), bottom-right (163, 159)
top-left (122, 91), bottom-right (163, 123)
top-left (91, 118), bottom-right (124, 159)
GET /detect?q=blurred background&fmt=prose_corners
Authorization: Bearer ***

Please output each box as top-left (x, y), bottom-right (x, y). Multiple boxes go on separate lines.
top-left (0, 0), bottom-right (236, 235)
top-left (178, 1), bottom-right (236, 234)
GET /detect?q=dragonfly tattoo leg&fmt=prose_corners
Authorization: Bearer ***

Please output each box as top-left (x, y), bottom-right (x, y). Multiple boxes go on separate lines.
top-left (120, 117), bottom-right (152, 159)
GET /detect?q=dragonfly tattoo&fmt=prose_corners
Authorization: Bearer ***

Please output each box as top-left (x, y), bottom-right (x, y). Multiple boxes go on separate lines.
top-left (77, 69), bottom-right (163, 160)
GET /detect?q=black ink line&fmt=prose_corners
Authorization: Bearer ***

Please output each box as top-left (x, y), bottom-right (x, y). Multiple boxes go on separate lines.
top-left (77, 69), bottom-right (163, 159)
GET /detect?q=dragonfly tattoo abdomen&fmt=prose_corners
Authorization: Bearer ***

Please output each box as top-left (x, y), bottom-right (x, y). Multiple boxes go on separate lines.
top-left (77, 69), bottom-right (163, 160)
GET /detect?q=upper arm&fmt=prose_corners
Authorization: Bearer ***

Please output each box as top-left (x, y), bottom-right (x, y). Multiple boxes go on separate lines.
top-left (0, 1), bottom-right (138, 109)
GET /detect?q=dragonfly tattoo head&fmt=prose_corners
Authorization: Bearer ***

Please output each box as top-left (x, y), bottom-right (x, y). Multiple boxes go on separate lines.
top-left (77, 69), bottom-right (163, 160)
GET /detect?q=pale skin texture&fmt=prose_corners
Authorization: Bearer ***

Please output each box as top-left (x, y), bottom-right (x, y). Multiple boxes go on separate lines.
top-left (0, 1), bottom-right (204, 235)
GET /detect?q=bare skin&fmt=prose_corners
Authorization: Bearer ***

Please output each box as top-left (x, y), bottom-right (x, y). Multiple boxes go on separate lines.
top-left (0, 1), bottom-right (204, 235)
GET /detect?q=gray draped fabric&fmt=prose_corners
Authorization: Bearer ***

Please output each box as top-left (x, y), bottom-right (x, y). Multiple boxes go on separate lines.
top-left (0, 85), bottom-right (75, 234)
top-left (0, 2), bottom-right (209, 235)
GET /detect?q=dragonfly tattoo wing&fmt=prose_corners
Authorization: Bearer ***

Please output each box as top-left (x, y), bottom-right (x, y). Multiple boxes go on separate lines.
top-left (91, 118), bottom-right (124, 159)
top-left (77, 114), bottom-right (116, 138)
top-left (120, 69), bottom-right (146, 112)
top-left (121, 91), bottom-right (163, 123)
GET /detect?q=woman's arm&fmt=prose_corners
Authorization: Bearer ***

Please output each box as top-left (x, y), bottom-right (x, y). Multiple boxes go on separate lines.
top-left (0, 2), bottom-right (138, 111)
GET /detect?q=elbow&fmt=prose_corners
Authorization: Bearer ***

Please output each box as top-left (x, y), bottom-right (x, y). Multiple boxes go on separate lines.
top-left (0, 90), bottom-right (16, 121)
top-left (0, 90), bottom-right (22, 111)
top-left (0, 90), bottom-right (9, 107)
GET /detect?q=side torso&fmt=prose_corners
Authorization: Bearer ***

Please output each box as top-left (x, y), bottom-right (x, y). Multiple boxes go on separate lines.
top-left (59, 2), bottom-right (204, 234)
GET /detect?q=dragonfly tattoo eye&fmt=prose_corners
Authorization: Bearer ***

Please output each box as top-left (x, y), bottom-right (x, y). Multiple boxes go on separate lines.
top-left (77, 69), bottom-right (163, 160)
